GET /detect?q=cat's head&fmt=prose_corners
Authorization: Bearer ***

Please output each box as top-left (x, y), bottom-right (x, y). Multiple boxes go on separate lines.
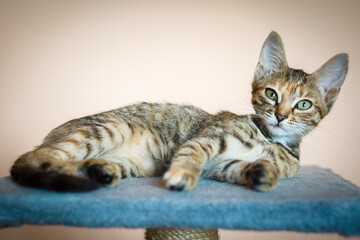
top-left (251, 31), bottom-right (348, 145)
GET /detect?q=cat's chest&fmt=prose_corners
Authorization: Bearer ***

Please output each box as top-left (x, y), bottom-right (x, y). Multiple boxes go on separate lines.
top-left (215, 134), bottom-right (268, 162)
top-left (214, 119), bottom-right (270, 162)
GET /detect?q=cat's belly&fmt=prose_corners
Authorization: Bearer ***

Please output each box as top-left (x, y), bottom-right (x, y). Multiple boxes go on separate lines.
top-left (100, 127), bottom-right (163, 177)
top-left (216, 135), bottom-right (268, 162)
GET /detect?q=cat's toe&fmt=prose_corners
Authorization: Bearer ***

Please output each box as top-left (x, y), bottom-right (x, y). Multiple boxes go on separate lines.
top-left (163, 168), bottom-right (198, 191)
top-left (244, 159), bottom-right (279, 191)
top-left (87, 164), bottom-right (113, 184)
top-left (169, 185), bottom-right (185, 191)
top-left (85, 159), bottom-right (120, 186)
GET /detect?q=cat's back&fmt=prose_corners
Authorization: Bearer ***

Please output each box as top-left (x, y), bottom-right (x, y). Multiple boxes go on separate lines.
top-left (111, 102), bottom-right (211, 144)
top-left (114, 102), bottom-right (209, 125)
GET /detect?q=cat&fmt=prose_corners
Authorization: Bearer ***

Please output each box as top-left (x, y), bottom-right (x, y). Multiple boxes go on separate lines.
top-left (10, 31), bottom-right (348, 192)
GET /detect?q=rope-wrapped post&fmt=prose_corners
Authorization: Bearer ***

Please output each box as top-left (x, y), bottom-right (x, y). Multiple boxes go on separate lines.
top-left (145, 227), bottom-right (219, 240)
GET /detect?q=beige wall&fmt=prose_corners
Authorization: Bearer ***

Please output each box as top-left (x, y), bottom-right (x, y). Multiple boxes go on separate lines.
top-left (1, 1), bottom-right (359, 239)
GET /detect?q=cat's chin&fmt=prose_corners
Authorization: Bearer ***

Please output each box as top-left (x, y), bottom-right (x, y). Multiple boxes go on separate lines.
top-left (267, 124), bottom-right (288, 137)
top-left (265, 123), bottom-right (303, 146)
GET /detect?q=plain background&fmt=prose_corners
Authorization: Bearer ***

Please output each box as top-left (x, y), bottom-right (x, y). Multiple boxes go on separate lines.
top-left (1, 0), bottom-right (359, 239)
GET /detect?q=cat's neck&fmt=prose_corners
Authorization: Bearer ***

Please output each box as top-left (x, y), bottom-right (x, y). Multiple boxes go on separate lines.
top-left (251, 115), bottom-right (301, 150)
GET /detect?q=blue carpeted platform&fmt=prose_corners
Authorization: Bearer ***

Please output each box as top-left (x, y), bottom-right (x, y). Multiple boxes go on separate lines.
top-left (0, 166), bottom-right (359, 236)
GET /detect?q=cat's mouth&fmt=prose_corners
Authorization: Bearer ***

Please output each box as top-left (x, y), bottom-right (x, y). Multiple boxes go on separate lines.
top-left (271, 124), bottom-right (285, 130)
top-left (273, 124), bottom-right (284, 129)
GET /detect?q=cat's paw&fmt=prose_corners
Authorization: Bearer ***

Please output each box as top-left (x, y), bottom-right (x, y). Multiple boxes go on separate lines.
top-left (85, 159), bottom-right (121, 186)
top-left (40, 161), bottom-right (78, 176)
top-left (163, 168), bottom-right (198, 191)
top-left (243, 159), bottom-right (279, 191)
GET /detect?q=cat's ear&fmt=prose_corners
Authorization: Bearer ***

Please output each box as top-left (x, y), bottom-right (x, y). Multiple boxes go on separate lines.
top-left (312, 53), bottom-right (349, 111)
top-left (254, 31), bottom-right (288, 81)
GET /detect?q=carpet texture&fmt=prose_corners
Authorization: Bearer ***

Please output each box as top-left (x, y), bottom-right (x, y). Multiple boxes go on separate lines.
top-left (0, 166), bottom-right (359, 236)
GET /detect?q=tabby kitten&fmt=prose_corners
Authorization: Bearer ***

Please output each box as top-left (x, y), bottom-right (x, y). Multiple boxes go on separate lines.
top-left (11, 32), bottom-right (348, 192)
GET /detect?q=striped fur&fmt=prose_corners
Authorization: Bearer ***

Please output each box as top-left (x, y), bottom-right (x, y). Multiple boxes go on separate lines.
top-left (11, 32), bottom-right (348, 192)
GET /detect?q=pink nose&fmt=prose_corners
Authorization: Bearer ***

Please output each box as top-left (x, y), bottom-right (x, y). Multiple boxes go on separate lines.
top-left (275, 113), bottom-right (286, 122)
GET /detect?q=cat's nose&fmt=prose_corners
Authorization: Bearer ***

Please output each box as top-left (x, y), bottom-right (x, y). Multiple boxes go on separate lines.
top-left (275, 113), bottom-right (286, 123)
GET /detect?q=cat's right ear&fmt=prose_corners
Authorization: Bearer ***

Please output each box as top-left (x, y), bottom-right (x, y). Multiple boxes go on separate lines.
top-left (254, 31), bottom-right (288, 82)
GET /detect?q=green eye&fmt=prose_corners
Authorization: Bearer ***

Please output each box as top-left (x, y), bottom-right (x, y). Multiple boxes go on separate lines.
top-left (296, 100), bottom-right (312, 110)
top-left (265, 88), bottom-right (277, 101)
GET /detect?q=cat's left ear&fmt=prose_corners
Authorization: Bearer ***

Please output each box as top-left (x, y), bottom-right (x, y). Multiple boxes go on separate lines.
top-left (254, 31), bottom-right (288, 81)
top-left (312, 53), bottom-right (349, 112)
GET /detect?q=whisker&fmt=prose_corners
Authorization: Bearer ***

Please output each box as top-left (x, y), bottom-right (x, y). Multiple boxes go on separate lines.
top-left (232, 92), bottom-right (253, 106)
top-left (316, 125), bottom-right (343, 146)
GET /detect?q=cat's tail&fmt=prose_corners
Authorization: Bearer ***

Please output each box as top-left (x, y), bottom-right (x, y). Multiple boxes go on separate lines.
top-left (10, 150), bottom-right (101, 192)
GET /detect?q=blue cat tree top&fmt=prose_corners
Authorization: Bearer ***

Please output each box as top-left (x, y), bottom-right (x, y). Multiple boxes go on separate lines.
top-left (0, 166), bottom-right (359, 236)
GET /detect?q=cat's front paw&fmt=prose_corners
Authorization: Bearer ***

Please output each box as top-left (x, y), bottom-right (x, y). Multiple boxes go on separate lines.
top-left (84, 159), bottom-right (121, 186)
top-left (163, 168), bottom-right (199, 191)
top-left (243, 159), bottom-right (279, 191)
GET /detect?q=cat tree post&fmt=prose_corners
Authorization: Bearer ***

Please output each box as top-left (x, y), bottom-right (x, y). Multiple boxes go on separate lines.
top-left (145, 227), bottom-right (219, 240)
top-left (0, 166), bottom-right (360, 238)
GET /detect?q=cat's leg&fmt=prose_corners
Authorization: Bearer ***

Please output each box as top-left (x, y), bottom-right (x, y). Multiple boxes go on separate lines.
top-left (242, 159), bottom-right (279, 191)
top-left (11, 116), bottom-right (131, 191)
top-left (202, 158), bottom-right (279, 191)
top-left (42, 153), bottom-right (158, 188)
top-left (10, 148), bottom-right (123, 191)
top-left (70, 158), bottom-right (121, 186)
top-left (262, 143), bottom-right (300, 179)
top-left (78, 155), bottom-right (158, 186)
top-left (239, 144), bottom-right (300, 191)
top-left (201, 143), bottom-right (300, 191)
top-left (163, 137), bottom-right (225, 191)
top-left (201, 142), bottom-right (300, 192)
